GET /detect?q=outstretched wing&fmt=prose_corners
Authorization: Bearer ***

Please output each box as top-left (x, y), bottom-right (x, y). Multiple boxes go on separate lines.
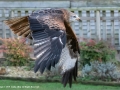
top-left (28, 9), bottom-right (67, 73)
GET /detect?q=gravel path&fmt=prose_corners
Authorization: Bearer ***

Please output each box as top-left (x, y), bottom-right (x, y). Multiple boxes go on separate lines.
top-left (0, 66), bottom-right (42, 78)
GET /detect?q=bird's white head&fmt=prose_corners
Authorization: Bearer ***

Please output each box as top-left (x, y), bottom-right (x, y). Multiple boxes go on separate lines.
top-left (69, 12), bottom-right (81, 22)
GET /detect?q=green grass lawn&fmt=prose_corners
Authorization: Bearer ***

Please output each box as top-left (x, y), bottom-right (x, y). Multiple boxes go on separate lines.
top-left (0, 79), bottom-right (119, 90)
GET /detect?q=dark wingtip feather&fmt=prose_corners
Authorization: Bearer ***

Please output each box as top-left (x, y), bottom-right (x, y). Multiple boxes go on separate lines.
top-left (61, 61), bottom-right (78, 88)
top-left (34, 65), bottom-right (39, 73)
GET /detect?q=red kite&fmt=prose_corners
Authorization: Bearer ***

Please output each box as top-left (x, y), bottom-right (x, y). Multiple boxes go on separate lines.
top-left (4, 8), bottom-right (80, 87)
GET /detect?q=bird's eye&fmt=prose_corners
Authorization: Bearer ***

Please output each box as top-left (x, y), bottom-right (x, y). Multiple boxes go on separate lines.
top-left (73, 16), bottom-right (76, 18)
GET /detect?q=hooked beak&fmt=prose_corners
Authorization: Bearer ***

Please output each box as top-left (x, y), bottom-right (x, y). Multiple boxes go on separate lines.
top-left (76, 17), bottom-right (81, 22)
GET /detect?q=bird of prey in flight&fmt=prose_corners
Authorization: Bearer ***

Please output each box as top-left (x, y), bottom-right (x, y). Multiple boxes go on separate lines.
top-left (4, 8), bottom-right (81, 87)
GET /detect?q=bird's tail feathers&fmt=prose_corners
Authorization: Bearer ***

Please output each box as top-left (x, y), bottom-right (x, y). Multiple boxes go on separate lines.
top-left (61, 61), bottom-right (78, 88)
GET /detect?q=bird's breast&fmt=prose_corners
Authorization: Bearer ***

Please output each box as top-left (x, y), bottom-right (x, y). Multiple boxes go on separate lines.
top-left (58, 44), bottom-right (77, 74)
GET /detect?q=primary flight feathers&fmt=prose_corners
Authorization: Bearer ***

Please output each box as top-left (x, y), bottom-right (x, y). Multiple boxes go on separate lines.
top-left (4, 16), bottom-right (31, 38)
top-left (4, 8), bottom-right (80, 87)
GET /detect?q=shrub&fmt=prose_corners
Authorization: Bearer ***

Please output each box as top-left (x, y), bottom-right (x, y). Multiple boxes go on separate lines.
top-left (79, 38), bottom-right (117, 66)
top-left (81, 61), bottom-right (120, 81)
top-left (0, 38), bottom-right (33, 66)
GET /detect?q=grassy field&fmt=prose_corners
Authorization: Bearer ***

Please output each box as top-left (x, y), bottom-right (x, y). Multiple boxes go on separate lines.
top-left (0, 79), bottom-right (119, 90)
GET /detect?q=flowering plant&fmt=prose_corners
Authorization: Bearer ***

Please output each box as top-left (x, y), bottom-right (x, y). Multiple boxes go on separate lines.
top-left (0, 38), bottom-right (33, 66)
top-left (79, 38), bottom-right (117, 66)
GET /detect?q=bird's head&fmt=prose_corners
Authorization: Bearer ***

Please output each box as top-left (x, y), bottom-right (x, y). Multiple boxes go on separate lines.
top-left (69, 12), bottom-right (81, 22)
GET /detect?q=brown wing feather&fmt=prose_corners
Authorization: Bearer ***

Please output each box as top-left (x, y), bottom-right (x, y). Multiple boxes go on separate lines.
top-left (4, 16), bottom-right (31, 38)
top-left (64, 21), bottom-right (80, 55)
top-left (62, 9), bottom-right (80, 54)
